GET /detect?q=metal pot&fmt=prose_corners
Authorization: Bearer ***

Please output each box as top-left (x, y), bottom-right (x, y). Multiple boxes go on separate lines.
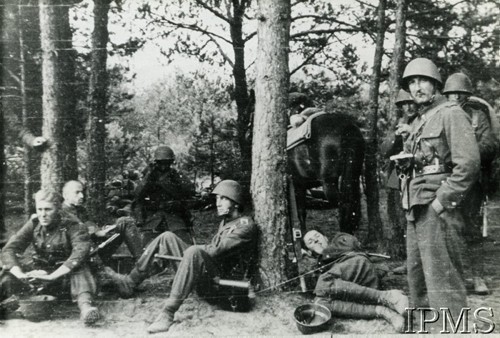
top-left (294, 303), bottom-right (332, 335)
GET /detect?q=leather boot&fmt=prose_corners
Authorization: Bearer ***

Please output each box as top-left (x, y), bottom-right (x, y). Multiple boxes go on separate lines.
top-left (77, 292), bottom-right (100, 325)
top-left (315, 297), bottom-right (403, 332)
top-left (147, 300), bottom-right (181, 334)
top-left (330, 280), bottom-right (408, 315)
top-left (104, 266), bottom-right (145, 298)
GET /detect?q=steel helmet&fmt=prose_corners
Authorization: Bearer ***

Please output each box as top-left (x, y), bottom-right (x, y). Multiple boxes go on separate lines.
top-left (401, 58), bottom-right (442, 90)
top-left (395, 89), bottom-right (413, 105)
top-left (154, 146), bottom-right (175, 161)
top-left (212, 180), bottom-right (243, 205)
top-left (443, 73), bottom-right (473, 95)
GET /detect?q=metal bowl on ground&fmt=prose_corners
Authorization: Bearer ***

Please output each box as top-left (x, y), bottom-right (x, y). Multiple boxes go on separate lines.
top-left (18, 295), bottom-right (57, 322)
top-left (294, 303), bottom-right (332, 334)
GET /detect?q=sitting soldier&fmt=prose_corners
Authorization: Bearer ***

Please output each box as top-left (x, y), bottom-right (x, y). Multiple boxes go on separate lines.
top-left (0, 189), bottom-right (99, 324)
top-left (303, 229), bottom-right (408, 332)
top-left (105, 180), bottom-right (258, 334)
top-left (62, 180), bottom-right (143, 265)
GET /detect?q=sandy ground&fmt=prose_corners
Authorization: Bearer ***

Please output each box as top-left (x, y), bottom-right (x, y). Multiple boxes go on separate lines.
top-left (2, 193), bottom-right (500, 336)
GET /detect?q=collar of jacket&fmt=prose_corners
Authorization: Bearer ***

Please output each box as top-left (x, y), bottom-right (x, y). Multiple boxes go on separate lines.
top-left (417, 93), bottom-right (447, 117)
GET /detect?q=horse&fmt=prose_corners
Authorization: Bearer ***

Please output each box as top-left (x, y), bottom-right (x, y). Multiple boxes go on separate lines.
top-left (287, 111), bottom-right (365, 235)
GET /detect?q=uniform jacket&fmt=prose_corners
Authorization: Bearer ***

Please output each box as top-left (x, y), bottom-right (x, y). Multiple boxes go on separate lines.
top-left (134, 167), bottom-right (193, 230)
top-left (402, 94), bottom-right (480, 211)
top-left (202, 215), bottom-right (257, 278)
top-left (2, 211), bottom-right (91, 271)
top-left (62, 204), bottom-right (99, 235)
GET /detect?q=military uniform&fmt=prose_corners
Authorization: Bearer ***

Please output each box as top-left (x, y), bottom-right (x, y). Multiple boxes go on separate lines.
top-left (0, 212), bottom-right (96, 301)
top-left (119, 215), bottom-right (257, 307)
top-left (62, 204), bottom-right (143, 264)
top-left (134, 166), bottom-right (194, 244)
top-left (402, 94), bottom-right (480, 319)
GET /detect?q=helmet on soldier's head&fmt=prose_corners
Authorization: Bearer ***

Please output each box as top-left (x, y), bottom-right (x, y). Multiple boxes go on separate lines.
top-left (401, 58), bottom-right (442, 90)
top-left (212, 180), bottom-right (243, 205)
top-left (443, 73), bottom-right (473, 95)
top-left (154, 146), bottom-right (175, 161)
top-left (395, 89), bottom-right (413, 105)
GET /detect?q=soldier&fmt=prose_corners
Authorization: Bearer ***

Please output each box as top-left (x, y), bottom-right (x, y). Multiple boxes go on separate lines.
top-left (443, 73), bottom-right (499, 294)
top-left (305, 230), bottom-right (408, 332)
top-left (134, 145), bottom-right (194, 245)
top-left (62, 180), bottom-right (143, 265)
top-left (399, 58), bottom-right (480, 330)
top-left (105, 180), bottom-right (258, 334)
top-left (0, 190), bottom-right (99, 324)
top-left (381, 90), bottom-right (417, 264)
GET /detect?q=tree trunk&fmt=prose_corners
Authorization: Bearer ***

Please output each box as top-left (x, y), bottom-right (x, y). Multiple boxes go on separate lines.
top-left (39, 0), bottom-right (73, 191)
top-left (364, 0), bottom-right (386, 248)
top-left (230, 4), bottom-right (251, 187)
top-left (385, 0), bottom-right (408, 259)
top-left (0, 2), bottom-right (5, 246)
top-left (19, 1), bottom-right (43, 214)
top-left (252, 0), bottom-right (291, 288)
top-left (86, 0), bottom-right (111, 224)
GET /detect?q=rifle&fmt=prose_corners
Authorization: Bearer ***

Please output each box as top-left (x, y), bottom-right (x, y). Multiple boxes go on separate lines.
top-left (287, 176), bottom-right (307, 292)
top-left (89, 233), bottom-right (120, 257)
top-left (154, 254), bottom-right (252, 290)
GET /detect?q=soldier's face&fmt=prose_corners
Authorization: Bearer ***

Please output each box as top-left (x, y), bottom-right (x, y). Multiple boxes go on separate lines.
top-left (36, 200), bottom-right (58, 226)
top-left (408, 76), bottom-right (437, 105)
top-left (155, 160), bottom-right (172, 173)
top-left (216, 195), bottom-right (235, 216)
top-left (304, 230), bottom-right (328, 255)
top-left (446, 93), bottom-right (467, 104)
top-left (63, 183), bottom-right (84, 206)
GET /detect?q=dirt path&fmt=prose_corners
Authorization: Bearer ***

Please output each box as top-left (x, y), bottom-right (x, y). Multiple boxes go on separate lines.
top-left (2, 197), bottom-right (500, 336)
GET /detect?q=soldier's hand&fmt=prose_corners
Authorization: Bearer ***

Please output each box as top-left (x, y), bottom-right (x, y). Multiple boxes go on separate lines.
top-left (26, 270), bottom-right (48, 279)
top-left (9, 266), bottom-right (28, 280)
top-left (395, 123), bottom-right (411, 138)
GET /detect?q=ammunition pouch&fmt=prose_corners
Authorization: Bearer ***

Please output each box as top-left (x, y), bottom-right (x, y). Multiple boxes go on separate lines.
top-left (413, 164), bottom-right (451, 178)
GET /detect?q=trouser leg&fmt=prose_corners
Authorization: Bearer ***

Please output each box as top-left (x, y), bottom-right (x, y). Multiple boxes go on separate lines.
top-left (163, 246), bottom-right (220, 312)
top-left (70, 264), bottom-right (97, 301)
top-left (406, 218), bottom-right (429, 309)
top-left (414, 205), bottom-right (467, 326)
top-left (116, 216), bottom-right (144, 259)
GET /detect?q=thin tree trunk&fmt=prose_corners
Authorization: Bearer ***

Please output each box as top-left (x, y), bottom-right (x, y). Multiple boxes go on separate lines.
top-left (86, 0), bottom-right (110, 224)
top-left (252, 0), bottom-right (291, 288)
top-left (365, 0), bottom-right (386, 247)
top-left (0, 2), bottom-right (5, 246)
top-left (39, 0), bottom-right (71, 191)
top-left (385, 0), bottom-right (408, 259)
top-left (230, 2), bottom-right (251, 187)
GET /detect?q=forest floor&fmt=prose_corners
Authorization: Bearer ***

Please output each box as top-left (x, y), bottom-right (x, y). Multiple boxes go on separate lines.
top-left (2, 191), bottom-right (500, 336)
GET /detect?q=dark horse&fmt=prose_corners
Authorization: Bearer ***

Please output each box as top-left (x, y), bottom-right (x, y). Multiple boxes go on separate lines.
top-left (288, 112), bottom-right (365, 235)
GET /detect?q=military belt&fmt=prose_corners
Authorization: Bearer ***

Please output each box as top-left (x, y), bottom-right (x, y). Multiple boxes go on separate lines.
top-left (414, 164), bottom-right (450, 177)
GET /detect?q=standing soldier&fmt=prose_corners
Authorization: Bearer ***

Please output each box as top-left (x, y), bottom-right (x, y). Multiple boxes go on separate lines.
top-left (134, 145), bottom-right (194, 246)
top-left (381, 89), bottom-right (417, 263)
top-left (0, 190), bottom-right (99, 324)
top-left (398, 58), bottom-right (480, 331)
top-left (443, 73), bottom-right (499, 294)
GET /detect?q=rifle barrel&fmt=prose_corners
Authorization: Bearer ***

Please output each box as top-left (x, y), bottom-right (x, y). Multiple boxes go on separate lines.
top-left (154, 254), bottom-right (182, 261)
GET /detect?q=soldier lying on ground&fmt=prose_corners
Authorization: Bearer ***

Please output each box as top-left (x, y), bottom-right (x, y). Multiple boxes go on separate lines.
top-left (303, 230), bottom-right (408, 332)
top-left (62, 180), bottom-right (143, 265)
top-left (105, 180), bottom-right (258, 334)
top-left (0, 189), bottom-right (99, 324)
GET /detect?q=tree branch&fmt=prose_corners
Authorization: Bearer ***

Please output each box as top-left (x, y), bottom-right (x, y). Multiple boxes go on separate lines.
top-left (207, 35), bottom-right (235, 68)
top-left (291, 28), bottom-right (364, 39)
top-left (290, 35), bottom-right (333, 76)
top-left (195, 0), bottom-right (232, 24)
top-left (1, 65), bottom-right (22, 86)
top-left (243, 31), bottom-right (257, 43)
top-left (153, 14), bottom-right (233, 45)
top-left (291, 15), bottom-right (360, 30)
